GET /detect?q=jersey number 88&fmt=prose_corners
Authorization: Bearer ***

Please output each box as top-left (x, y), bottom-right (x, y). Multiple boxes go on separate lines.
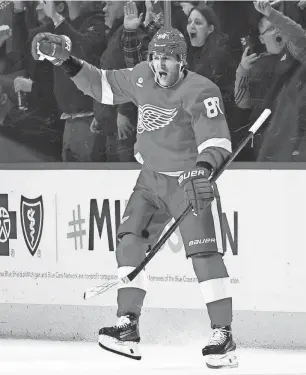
top-left (203, 97), bottom-right (224, 118)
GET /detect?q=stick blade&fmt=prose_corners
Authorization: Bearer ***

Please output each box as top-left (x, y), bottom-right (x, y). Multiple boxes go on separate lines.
top-left (83, 280), bottom-right (120, 300)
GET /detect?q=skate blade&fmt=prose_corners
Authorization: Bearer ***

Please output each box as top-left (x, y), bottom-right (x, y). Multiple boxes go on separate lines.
top-left (98, 334), bottom-right (142, 361)
top-left (206, 351), bottom-right (238, 369)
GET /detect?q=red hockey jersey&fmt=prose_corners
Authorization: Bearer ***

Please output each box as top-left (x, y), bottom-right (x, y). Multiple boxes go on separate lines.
top-left (72, 61), bottom-right (232, 174)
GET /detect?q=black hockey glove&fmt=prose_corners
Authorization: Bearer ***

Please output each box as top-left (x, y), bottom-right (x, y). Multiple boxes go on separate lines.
top-left (178, 168), bottom-right (214, 216)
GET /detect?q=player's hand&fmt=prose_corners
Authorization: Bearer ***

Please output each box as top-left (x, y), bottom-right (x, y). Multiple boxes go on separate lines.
top-left (117, 112), bottom-right (135, 139)
top-left (240, 46), bottom-right (260, 70)
top-left (14, 77), bottom-right (33, 93)
top-left (178, 168), bottom-right (214, 216)
top-left (31, 32), bottom-right (72, 65)
top-left (124, 1), bottom-right (143, 30)
top-left (253, 1), bottom-right (272, 17)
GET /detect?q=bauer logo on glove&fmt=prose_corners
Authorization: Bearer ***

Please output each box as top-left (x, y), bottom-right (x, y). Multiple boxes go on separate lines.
top-left (178, 169), bottom-right (208, 185)
top-left (178, 168), bottom-right (214, 216)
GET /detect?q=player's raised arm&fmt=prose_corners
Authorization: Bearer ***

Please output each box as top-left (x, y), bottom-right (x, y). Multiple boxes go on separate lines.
top-left (190, 83), bottom-right (232, 174)
top-left (31, 32), bottom-right (137, 106)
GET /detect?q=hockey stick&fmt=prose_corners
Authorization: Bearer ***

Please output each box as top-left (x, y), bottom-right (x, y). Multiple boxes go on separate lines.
top-left (84, 109), bottom-right (271, 300)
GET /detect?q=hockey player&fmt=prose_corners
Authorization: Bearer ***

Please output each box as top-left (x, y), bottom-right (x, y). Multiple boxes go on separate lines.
top-left (31, 26), bottom-right (237, 369)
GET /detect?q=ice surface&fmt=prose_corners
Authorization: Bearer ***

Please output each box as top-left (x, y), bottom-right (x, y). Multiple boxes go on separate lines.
top-left (1, 339), bottom-right (306, 375)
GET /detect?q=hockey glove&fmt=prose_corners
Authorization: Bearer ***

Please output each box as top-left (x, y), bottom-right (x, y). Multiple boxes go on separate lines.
top-left (31, 32), bottom-right (72, 66)
top-left (178, 168), bottom-right (214, 216)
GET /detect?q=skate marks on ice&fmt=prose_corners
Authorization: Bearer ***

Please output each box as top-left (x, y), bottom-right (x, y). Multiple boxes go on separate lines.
top-left (1, 339), bottom-right (306, 375)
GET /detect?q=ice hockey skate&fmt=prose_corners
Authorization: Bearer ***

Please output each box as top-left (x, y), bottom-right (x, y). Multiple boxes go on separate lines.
top-left (98, 314), bottom-right (141, 360)
top-left (202, 326), bottom-right (239, 369)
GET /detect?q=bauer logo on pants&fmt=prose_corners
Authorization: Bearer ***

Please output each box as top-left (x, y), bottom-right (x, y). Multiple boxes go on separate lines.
top-left (20, 196), bottom-right (44, 256)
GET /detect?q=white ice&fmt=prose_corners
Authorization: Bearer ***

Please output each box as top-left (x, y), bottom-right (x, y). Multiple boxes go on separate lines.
top-left (1, 339), bottom-right (306, 375)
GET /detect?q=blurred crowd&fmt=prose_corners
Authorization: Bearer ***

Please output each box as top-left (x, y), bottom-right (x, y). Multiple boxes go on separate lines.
top-left (1, 0), bottom-right (306, 162)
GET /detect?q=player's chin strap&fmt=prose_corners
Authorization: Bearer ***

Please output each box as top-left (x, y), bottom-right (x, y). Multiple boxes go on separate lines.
top-left (149, 60), bottom-right (186, 88)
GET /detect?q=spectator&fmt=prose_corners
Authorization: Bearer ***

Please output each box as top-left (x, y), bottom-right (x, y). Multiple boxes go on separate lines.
top-left (0, 25), bottom-right (18, 75)
top-left (11, 1), bottom-right (62, 123)
top-left (178, 1), bottom-right (258, 65)
top-left (0, 5), bottom-right (64, 160)
top-left (119, 1), bottom-right (150, 145)
top-left (33, 0), bottom-right (107, 162)
top-left (122, 1), bottom-right (149, 69)
top-left (186, 4), bottom-right (241, 147)
top-left (0, 25), bottom-right (26, 125)
top-left (208, 2), bottom-right (258, 65)
top-left (0, 42), bottom-right (17, 125)
top-left (186, 5), bottom-right (234, 99)
top-left (0, 82), bottom-right (14, 125)
top-left (235, 1), bottom-right (306, 161)
top-left (90, 1), bottom-right (148, 162)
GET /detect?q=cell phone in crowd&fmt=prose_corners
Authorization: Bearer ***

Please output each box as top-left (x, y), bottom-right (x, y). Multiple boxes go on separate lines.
top-left (241, 36), bottom-right (254, 54)
top-left (241, 35), bottom-right (263, 55)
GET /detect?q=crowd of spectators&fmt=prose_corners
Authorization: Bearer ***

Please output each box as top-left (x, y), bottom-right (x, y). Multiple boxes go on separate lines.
top-left (0, 0), bottom-right (306, 162)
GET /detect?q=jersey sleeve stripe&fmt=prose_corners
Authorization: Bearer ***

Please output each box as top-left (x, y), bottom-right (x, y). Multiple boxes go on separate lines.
top-left (101, 69), bottom-right (114, 105)
top-left (134, 152), bottom-right (144, 165)
top-left (198, 138), bottom-right (232, 154)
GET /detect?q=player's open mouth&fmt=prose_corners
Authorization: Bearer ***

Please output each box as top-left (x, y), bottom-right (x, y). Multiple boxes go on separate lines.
top-left (159, 72), bottom-right (168, 79)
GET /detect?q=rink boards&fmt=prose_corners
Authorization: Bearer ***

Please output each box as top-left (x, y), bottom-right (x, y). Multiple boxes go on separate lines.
top-left (0, 165), bottom-right (305, 348)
